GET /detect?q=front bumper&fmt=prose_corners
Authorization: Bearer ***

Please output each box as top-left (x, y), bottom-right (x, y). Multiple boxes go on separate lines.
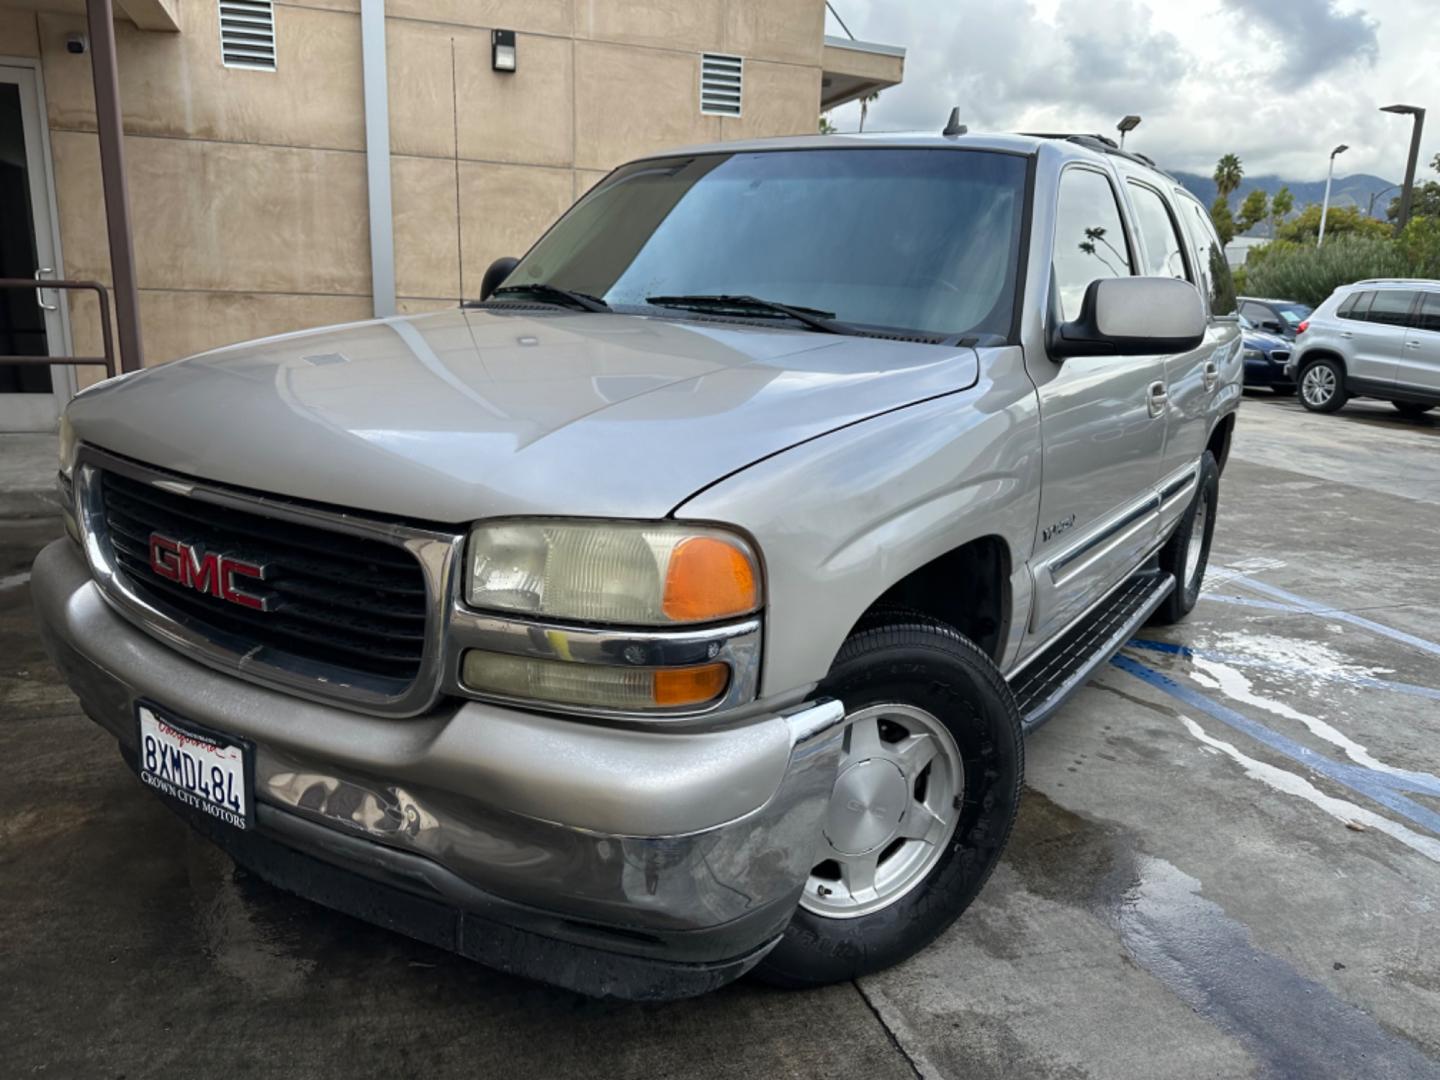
top-left (1243, 356), bottom-right (1294, 389)
top-left (31, 539), bottom-right (845, 999)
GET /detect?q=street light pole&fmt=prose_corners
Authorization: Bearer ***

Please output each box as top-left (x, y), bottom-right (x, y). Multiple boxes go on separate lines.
top-left (1366, 184), bottom-right (1399, 219)
top-left (1381, 104), bottom-right (1426, 234)
top-left (1117, 114), bottom-right (1141, 149)
top-left (1318, 143), bottom-right (1348, 248)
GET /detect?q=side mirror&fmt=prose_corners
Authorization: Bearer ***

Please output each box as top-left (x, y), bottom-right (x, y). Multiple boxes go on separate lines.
top-left (1261, 319), bottom-right (1284, 334)
top-left (1050, 277), bottom-right (1206, 359)
top-left (479, 256), bottom-right (519, 301)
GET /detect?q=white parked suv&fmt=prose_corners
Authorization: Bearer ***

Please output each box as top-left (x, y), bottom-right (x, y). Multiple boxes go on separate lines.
top-left (1286, 279), bottom-right (1440, 417)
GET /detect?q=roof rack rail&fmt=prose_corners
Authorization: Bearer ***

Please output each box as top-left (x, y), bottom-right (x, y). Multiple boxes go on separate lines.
top-left (1353, 277), bottom-right (1440, 286)
top-left (1021, 132), bottom-right (1171, 178)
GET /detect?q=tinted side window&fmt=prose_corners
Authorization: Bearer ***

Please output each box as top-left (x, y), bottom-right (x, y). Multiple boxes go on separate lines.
top-left (1367, 290), bottom-right (1417, 327)
top-left (1179, 197), bottom-right (1238, 316)
top-left (1240, 301), bottom-right (1269, 322)
top-left (1052, 168), bottom-right (1133, 322)
top-left (1416, 292), bottom-right (1440, 333)
top-left (1338, 291), bottom-right (1373, 319)
top-left (1128, 183), bottom-right (1189, 280)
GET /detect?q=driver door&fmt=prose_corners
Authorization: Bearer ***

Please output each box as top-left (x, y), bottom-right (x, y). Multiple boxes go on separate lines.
top-left (1022, 164), bottom-right (1166, 647)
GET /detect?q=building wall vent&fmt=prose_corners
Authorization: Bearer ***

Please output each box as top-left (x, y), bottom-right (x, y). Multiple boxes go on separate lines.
top-left (219, 1), bottom-right (277, 71)
top-left (700, 53), bottom-right (743, 117)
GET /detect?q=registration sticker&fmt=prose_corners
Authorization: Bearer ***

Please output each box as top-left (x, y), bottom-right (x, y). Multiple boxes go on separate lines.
top-left (136, 704), bottom-right (252, 831)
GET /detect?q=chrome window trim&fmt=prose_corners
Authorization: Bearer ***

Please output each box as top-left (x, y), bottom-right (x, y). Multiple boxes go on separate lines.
top-left (74, 445), bottom-right (464, 718)
top-left (444, 604), bottom-right (763, 721)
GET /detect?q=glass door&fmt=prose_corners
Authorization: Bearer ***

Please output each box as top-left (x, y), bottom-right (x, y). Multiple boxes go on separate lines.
top-left (0, 62), bottom-right (71, 432)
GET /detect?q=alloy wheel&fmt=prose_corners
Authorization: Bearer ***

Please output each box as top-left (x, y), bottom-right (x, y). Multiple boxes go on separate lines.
top-left (801, 703), bottom-right (964, 919)
top-left (1184, 495), bottom-right (1209, 587)
top-left (1302, 364), bottom-right (1336, 408)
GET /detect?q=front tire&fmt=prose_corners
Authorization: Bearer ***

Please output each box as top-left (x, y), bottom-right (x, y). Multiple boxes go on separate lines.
top-left (1150, 449), bottom-right (1219, 625)
top-left (1299, 358), bottom-right (1348, 413)
top-left (755, 616), bottom-right (1023, 989)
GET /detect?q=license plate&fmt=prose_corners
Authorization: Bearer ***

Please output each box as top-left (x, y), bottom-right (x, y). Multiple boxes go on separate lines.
top-left (136, 704), bottom-right (252, 831)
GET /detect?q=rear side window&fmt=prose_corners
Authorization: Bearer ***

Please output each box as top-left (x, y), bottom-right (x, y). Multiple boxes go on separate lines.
top-left (1366, 290), bottom-right (1418, 327)
top-left (1052, 167), bottom-right (1133, 322)
top-left (1415, 292), bottom-right (1440, 333)
top-left (1338, 291), bottom-right (1373, 319)
top-left (1127, 183), bottom-right (1189, 280)
top-left (1177, 196), bottom-right (1237, 316)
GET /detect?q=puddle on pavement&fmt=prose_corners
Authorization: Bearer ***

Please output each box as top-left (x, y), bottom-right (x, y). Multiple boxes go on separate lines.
top-left (1009, 790), bottom-right (1439, 1078)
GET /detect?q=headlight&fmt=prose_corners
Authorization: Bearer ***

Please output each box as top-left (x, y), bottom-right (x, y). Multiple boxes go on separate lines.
top-left (58, 412), bottom-right (78, 479)
top-left (466, 520), bottom-right (760, 625)
top-left (461, 651), bottom-right (730, 711)
top-left (57, 413), bottom-right (81, 544)
top-left (1242, 348), bottom-right (1264, 362)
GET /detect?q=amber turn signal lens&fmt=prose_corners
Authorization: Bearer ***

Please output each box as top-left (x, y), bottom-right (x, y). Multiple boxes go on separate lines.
top-left (651, 662), bottom-right (730, 707)
top-left (662, 537), bottom-right (758, 622)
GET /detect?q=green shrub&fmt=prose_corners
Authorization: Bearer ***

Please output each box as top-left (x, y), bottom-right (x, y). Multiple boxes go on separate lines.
top-left (1397, 215), bottom-right (1440, 278)
top-left (1240, 235), bottom-right (1410, 306)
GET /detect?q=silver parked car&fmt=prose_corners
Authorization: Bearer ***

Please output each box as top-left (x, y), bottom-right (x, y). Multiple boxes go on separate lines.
top-left (32, 131), bottom-right (1242, 998)
top-left (1287, 279), bottom-right (1440, 417)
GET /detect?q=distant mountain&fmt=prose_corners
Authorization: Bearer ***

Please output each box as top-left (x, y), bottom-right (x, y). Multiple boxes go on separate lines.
top-left (1173, 171), bottom-right (1398, 234)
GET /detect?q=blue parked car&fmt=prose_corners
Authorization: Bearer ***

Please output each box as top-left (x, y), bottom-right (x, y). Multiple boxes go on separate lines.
top-left (1239, 313), bottom-right (1296, 394)
top-left (1238, 297), bottom-right (1312, 341)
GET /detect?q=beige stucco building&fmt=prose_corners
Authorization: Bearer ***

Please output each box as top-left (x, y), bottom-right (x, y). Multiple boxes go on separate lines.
top-left (0, 0), bottom-right (902, 432)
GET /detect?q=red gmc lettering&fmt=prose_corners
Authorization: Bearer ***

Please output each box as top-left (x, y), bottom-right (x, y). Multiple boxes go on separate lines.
top-left (148, 534), bottom-right (184, 582)
top-left (147, 533), bottom-right (268, 610)
top-left (222, 561), bottom-right (267, 610)
top-left (184, 546), bottom-right (225, 598)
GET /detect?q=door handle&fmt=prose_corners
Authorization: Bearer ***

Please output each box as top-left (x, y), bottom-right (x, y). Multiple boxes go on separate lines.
top-left (1340, 331), bottom-right (1353, 339)
top-left (1203, 360), bottom-right (1219, 391)
top-left (1147, 381), bottom-right (1168, 418)
top-left (33, 267), bottom-right (57, 312)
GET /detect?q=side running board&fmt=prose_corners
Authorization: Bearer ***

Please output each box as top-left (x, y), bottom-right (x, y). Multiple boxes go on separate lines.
top-left (1009, 569), bottom-right (1175, 733)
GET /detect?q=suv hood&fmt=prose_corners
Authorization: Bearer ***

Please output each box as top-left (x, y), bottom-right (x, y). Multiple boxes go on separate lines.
top-left (68, 308), bottom-right (980, 523)
top-left (1244, 329), bottom-right (1289, 351)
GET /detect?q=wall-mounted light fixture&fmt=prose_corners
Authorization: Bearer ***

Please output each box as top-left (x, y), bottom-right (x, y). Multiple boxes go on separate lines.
top-left (492, 29), bottom-right (516, 73)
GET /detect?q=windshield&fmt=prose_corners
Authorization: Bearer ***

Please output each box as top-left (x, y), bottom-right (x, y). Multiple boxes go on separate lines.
top-left (503, 149), bottom-right (1029, 341)
top-left (1275, 304), bottom-right (1311, 326)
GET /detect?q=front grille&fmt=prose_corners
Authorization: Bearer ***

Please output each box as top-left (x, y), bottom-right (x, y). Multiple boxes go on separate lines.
top-left (1271, 349), bottom-right (1291, 363)
top-left (98, 469), bottom-right (429, 687)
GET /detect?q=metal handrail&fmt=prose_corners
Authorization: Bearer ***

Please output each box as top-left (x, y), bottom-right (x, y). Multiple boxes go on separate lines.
top-left (0, 278), bottom-right (117, 380)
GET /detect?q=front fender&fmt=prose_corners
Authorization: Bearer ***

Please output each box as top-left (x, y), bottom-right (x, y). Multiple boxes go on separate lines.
top-left (673, 347), bottom-right (1042, 696)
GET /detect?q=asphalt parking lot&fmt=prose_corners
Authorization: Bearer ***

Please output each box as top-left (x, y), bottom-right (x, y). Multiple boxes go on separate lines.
top-left (3, 394), bottom-right (1438, 1080)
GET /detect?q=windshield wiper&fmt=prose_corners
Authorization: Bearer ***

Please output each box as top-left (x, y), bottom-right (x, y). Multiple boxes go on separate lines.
top-left (489, 283), bottom-right (610, 312)
top-left (644, 293), bottom-right (857, 335)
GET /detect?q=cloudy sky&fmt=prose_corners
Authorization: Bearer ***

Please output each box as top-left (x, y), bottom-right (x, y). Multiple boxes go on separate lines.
top-left (823, 0), bottom-right (1437, 183)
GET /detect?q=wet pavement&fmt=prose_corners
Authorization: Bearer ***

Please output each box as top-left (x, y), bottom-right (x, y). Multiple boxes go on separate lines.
top-left (3, 393), bottom-right (1439, 1079)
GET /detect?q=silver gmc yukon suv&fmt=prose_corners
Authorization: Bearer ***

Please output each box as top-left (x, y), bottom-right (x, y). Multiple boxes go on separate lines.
top-left (33, 131), bottom-right (1242, 999)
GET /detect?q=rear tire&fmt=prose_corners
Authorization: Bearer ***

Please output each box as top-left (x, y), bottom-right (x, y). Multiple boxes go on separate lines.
top-left (1149, 450), bottom-right (1219, 625)
top-left (1392, 401), bottom-right (1434, 419)
top-left (1299, 358), bottom-right (1348, 413)
top-left (754, 615), bottom-right (1022, 989)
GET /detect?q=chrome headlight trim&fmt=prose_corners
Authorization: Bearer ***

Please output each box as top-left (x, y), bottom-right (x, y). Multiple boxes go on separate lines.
top-left (443, 606), bottom-right (762, 721)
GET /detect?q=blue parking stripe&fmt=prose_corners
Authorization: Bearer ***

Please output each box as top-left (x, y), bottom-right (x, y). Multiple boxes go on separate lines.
top-left (1235, 576), bottom-right (1440, 658)
top-left (1127, 639), bottom-right (1440, 703)
top-left (1111, 654), bottom-right (1440, 830)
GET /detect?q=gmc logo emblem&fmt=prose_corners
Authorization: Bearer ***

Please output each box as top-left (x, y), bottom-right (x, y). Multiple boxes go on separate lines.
top-left (147, 533), bottom-right (270, 611)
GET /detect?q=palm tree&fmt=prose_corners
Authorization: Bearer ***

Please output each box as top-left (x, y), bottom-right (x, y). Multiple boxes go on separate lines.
top-left (859, 90), bottom-right (880, 133)
top-left (1213, 154), bottom-right (1244, 209)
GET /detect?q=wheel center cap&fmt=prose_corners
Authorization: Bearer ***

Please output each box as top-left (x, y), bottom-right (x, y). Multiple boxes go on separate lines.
top-left (825, 758), bottom-right (908, 856)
